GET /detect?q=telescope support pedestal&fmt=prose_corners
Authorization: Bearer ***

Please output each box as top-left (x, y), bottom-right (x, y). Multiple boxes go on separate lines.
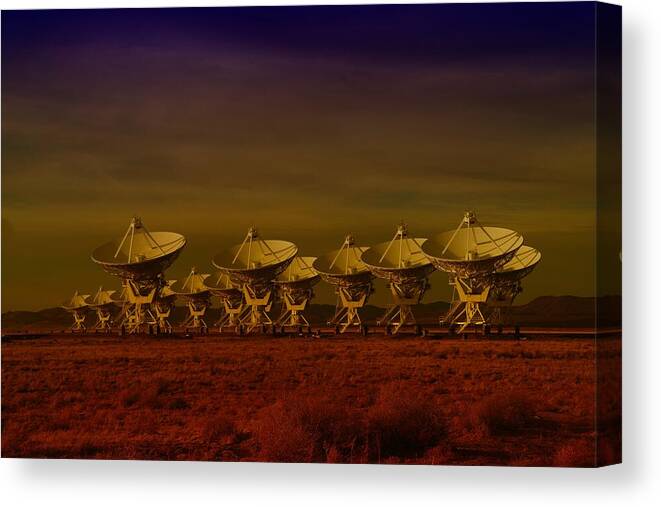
top-left (329, 286), bottom-right (368, 333)
top-left (240, 286), bottom-right (273, 334)
top-left (446, 280), bottom-right (491, 333)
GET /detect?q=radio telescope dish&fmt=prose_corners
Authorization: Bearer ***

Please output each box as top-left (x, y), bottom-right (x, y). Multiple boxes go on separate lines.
top-left (313, 235), bottom-right (374, 334)
top-left (92, 216), bottom-right (186, 282)
top-left (204, 273), bottom-right (245, 331)
top-left (171, 267), bottom-right (211, 332)
top-left (91, 217), bottom-right (186, 334)
top-left (488, 245), bottom-right (541, 324)
top-left (423, 213), bottom-right (523, 279)
top-left (493, 245), bottom-right (541, 284)
top-left (86, 286), bottom-right (123, 331)
top-left (422, 211), bottom-right (524, 332)
top-left (274, 256), bottom-right (320, 328)
top-left (61, 290), bottom-right (90, 332)
top-left (212, 227), bottom-right (297, 334)
top-left (362, 223), bottom-right (434, 335)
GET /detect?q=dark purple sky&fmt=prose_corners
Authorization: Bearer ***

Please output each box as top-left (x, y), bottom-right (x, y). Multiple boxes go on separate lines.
top-left (1, 3), bottom-right (621, 310)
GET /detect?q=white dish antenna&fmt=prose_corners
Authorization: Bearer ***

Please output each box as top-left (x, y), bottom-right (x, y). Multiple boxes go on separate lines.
top-left (211, 227), bottom-right (298, 334)
top-left (362, 223), bottom-right (434, 334)
top-left (92, 216), bottom-right (186, 282)
top-left (204, 272), bottom-right (245, 331)
top-left (61, 290), bottom-right (90, 332)
top-left (422, 211), bottom-right (522, 278)
top-left (422, 211), bottom-right (524, 332)
top-left (91, 217), bottom-right (186, 333)
top-left (171, 267), bottom-right (212, 332)
top-left (274, 256), bottom-right (320, 328)
top-left (313, 235), bottom-right (374, 333)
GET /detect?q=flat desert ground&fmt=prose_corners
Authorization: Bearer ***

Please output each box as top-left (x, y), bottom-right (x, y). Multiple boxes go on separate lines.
top-left (1, 333), bottom-right (621, 466)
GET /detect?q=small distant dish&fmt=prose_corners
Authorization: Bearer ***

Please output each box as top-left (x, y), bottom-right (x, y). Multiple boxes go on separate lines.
top-left (61, 290), bottom-right (90, 331)
top-left (171, 267), bottom-right (211, 332)
top-left (170, 267), bottom-right (211, 298)
top-left (204, 272), bottom-right (245, 331)
top-left (493, 245), bottom-right (541, 284)
top-left (275, 256), bottom-right (320, 288)
top-left (86, 287), bottom-right (122, 309)
top-left (313, 236), bottom-right (372, 288)
top-left (85, 287), bottom-right (122, 331)
top-left (62, 290), bottom-right (90, 312)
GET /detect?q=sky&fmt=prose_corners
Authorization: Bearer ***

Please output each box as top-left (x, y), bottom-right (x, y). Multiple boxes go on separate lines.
top-left (1, 3), bottom-right (621, 311)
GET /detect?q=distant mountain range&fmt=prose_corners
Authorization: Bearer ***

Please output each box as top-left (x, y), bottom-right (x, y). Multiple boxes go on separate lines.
top-left (1, 295), bottom-right (621, 333)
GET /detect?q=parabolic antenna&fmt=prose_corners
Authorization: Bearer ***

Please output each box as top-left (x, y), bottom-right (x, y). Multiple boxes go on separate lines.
top-left (422, 211), bottom-right (524, 332)
top-left (211, 227), bottom-right (297, 334)
top-left (313, 235), bottom-right (374, 334)
top-left (204, 272), bottom-right (245, 331)
top-left (91, 217), bottom-right (186, 334)
top-left (362, 223), bottom-right (434, 334)
top-left (493, 245), bottom-right (541, 284)
top-left (86, 287), bottom-right (123, 332)
top-left (313, 236), bottom-right (372, 288)
top-left (488, 245), bottom-right (541, 324)
top-left (274, 256), bottom-right (320, 328)
top-left (423, 215), bottom-right (523, 279)
top-left (91, 217), bottom-right (186, 282)
top-left (61, 290), bottom-right (90, 332)
top-left (171, 267), bottom-right (211, 332)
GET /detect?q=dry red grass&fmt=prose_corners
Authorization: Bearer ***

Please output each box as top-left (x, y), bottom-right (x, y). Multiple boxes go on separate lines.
top-left (1, 334), bottom-right (621, 465)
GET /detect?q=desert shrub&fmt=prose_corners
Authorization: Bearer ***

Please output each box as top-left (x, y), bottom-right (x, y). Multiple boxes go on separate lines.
top-left (203, 414), bottom-right (237, 444)
top-left (366, 382), bottom-right (447, 460)
top-left (254, 394), bottom-right (361, 463)
top-left (120, 388), bottom-right (141, 408)
top-left (470, 392), bottom-right (537, 436)
top-left (553, 438), bottom-right (595, 467)
top-left (169, 397), bottom-right (190, 410)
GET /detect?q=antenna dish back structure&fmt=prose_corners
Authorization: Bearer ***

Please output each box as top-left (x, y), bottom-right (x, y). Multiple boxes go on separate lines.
top-left (61, 290), bottom-right (90, 332)
top-left (362, 223), bottom-right (434, 334)
top-left (171, 267), bottom-right (211, 332)
top-left (274, 256), bottom-right (320, 329)
top-left (488, 245), bottom-right (541, 324)
top-left (204, 273), bottom-right (245, 332)
top-left (86, 287), bottom-right (123, 331)
top-left (423, 211), bottom-right (523, 332)
top-left (313, 235), bottom-right (373, 333)
top-left (212, 227), bottom-right (297, 334)
top-left (91, 217), bottom-right (186, 333)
